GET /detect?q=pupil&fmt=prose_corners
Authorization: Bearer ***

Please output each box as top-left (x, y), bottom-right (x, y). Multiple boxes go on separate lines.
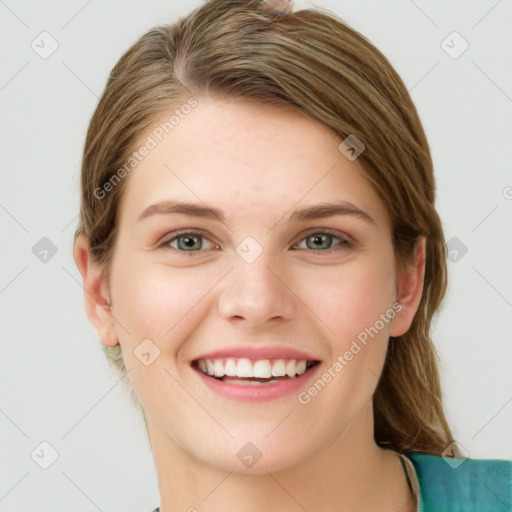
top-left (179, 236), bottom-right (201, 250)
top-left (309, 234), bottom-right (330, 250)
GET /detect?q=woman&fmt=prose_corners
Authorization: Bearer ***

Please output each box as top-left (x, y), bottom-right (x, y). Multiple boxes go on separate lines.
top-left (73, 0), bottom-right (511, 510)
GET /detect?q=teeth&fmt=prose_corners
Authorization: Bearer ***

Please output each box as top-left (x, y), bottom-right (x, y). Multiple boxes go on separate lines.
top-left (285, 359), bottom-right (296, 378)
top-left (237, 358), bottom-right (253, 378)
top-left (224, 358), bottom-right (237, 377)
top-left (271, 359), bottom-right (286, 377)
top-left (213, 360), bottom-right (224, 377)
top-left (196, 357), bottom-right (314, 379)
top-left (253, 360), bottom-right (272, 378)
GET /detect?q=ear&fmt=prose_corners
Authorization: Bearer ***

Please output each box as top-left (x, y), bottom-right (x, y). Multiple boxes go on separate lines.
top-left (73, 234), bottom-right (118, 347)
top-left (389, 237), bottom-right (426, 337)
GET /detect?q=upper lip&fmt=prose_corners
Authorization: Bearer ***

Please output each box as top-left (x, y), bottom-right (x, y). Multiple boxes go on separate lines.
top-left (191, 345), bottom-right (321, 362)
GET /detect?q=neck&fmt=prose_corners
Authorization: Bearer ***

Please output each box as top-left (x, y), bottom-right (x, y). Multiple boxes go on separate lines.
top-left (147, 402), bottom-right (415, 512)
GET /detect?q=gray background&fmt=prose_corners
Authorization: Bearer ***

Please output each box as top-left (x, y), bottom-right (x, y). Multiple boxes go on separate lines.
top-left (1, 0), bottom-right (511, 510)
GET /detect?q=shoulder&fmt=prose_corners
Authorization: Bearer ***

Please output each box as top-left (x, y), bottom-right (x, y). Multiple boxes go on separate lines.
top-left (405, 451), bottom-right (512, 512)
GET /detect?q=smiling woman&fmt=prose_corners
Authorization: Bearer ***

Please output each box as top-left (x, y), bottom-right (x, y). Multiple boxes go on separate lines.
top-left (72, 1), bottom-right (511, 511)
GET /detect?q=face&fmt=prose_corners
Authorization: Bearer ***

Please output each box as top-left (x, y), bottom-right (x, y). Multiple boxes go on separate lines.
top-left (87, 98), bottom-right (416, 473)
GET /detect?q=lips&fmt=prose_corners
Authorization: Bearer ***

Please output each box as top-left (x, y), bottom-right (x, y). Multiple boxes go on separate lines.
top-left (190, 345), bottom-right (321, 395)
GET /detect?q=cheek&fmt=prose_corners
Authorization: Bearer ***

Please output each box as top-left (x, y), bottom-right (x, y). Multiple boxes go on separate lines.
top-left (110, 256), bottom-right (224, 346)
top-left (108, 259), bottom-right (221, 403)
top-left (298, 255), bottom-right (396, 347)
top-left (289, 255), bottom-right (397, 437)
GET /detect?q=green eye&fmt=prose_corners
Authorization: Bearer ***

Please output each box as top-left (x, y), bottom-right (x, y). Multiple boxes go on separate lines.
top-left (305, 233), bottom-right (335, 250)
top-left (160, 230), bottom-right (218, 255)
top-left (158, 229), bottom-right (352, 257)
top-left (294, 231), bottom-right (351, 253)
top-left (175, 234), bottom-right (203, 251)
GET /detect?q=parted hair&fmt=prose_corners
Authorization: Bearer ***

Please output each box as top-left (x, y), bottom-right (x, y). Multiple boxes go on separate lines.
top-left (75, 0), bottom-right (453, 455)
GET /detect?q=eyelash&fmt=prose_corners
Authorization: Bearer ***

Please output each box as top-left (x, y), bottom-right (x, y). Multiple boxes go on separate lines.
top-left (157, 228), bottom-right (353, 256)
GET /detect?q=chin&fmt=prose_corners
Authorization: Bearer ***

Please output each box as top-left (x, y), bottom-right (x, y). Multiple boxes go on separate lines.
top-left (197, 438), bottom-right (306, 476)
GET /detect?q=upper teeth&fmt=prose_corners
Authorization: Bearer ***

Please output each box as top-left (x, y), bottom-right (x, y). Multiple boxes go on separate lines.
top-left (197, 358), bottom-right (311, 379)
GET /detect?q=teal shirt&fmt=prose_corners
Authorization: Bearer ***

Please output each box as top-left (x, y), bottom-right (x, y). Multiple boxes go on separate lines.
top-left (406, 452), bottom-right (512, 512)
top-left (150, 452), bottom-right (512, 512)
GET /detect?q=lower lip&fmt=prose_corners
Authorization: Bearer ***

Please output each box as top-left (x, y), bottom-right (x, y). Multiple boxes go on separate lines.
top-left (193, 364), bottom-right (321, 403)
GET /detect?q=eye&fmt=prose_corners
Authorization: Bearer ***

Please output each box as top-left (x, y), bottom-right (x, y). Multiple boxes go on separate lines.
top-left (158, 230), bottom-right (219, 254)
top-left (157, 228), bottom-right (353, 256)
top-left (292, 230), bottom-right (352, 253)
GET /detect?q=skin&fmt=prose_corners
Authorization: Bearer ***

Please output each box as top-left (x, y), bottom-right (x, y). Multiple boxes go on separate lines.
top-left (74, 98), bottom-right (425, 512)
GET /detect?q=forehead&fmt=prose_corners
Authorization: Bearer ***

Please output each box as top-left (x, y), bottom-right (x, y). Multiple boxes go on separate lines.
top-left (118, 98), bottom-right (390, 230)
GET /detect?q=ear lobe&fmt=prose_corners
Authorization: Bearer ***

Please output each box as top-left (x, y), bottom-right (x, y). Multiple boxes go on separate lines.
top-left (73, 234), bottom-right (118, 347)
top-left (389, 237), bottom-right (426, 338)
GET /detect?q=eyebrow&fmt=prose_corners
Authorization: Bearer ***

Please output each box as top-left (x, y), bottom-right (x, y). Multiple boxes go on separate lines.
top-left (136, 200), bottom-right (375, 225)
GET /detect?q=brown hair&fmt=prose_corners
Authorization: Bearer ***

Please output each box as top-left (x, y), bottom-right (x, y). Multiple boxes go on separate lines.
top-left (75, 0), bottom-right (453, 455)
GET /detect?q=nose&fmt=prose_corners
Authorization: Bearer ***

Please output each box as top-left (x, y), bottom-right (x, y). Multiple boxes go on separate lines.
top-left (217, 254), bottom-right (295, 327)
